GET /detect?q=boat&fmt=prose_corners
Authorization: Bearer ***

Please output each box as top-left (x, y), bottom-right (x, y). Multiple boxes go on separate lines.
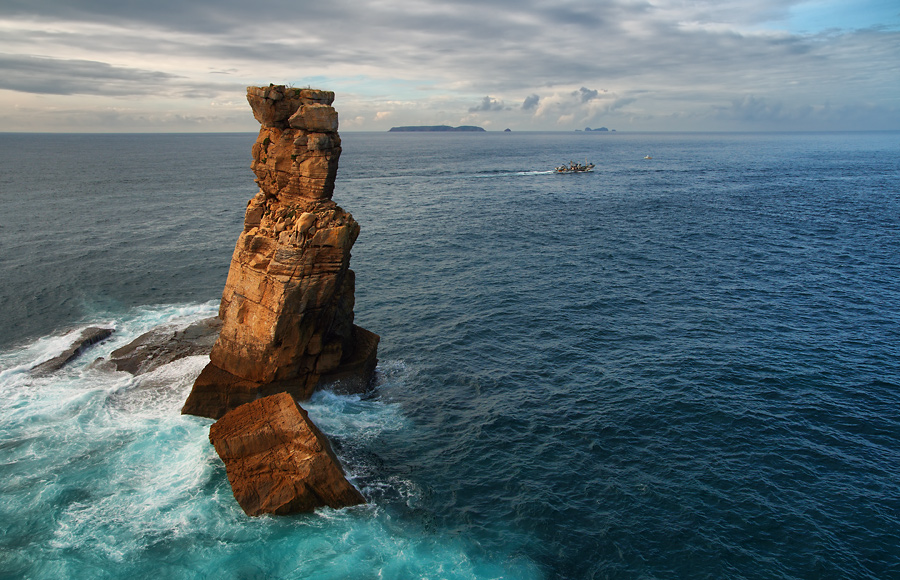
top-left (644, 155), bottom-right (652, 159)
top-left (555, 161), bottom-right (595, 173)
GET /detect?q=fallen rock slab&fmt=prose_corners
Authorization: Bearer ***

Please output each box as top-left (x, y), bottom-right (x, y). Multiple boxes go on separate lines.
top-left (209, 392), bottom-right (365, 516)
top-left (31, 327), bottom-right (114, 374)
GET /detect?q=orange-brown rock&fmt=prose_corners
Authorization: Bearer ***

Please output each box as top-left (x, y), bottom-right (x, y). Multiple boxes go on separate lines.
top-left (209, 392), bottom-right (365, 516)
top-left (182, 85), bottom-right (378, 419)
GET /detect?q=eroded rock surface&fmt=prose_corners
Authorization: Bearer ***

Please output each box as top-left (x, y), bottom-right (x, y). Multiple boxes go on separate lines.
top-left (209, 392), bottom-right (365, 516)
top-left (182, 85), bottom-right (378, 419)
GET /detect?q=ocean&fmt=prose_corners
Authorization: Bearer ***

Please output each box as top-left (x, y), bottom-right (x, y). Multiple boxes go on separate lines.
top-left (0, 130), bottom-right (898, 579)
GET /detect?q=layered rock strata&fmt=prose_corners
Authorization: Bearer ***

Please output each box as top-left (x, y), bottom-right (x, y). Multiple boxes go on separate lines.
top-left (209, 392), bottom-right (365, 516)
top-left (182, 85), bottom-right (378, 420)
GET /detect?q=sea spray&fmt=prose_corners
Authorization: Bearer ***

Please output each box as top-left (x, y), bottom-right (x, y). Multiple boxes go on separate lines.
top-left (0, 304), bottom-right (539, 579)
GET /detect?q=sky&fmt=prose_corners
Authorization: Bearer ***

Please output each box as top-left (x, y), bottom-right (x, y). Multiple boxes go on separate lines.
top-left (0, 0), bottom-right (898, 132)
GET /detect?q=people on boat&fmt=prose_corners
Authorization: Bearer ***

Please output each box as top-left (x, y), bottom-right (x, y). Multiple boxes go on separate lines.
top-left (555, 161), bottom-right (595, 173)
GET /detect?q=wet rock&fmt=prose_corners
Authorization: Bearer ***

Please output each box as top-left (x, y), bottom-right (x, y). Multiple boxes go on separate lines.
top-left (31, 327), bottom-right (113, 374)
top-left (318, 326), bottom-right (380, 395)
top-left (100, 317), bottom-right (221, 375)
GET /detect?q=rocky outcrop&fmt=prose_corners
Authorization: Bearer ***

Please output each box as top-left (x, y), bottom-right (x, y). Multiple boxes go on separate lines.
top-left (180, 85), bottom-right (375, 516)
top-left (209, 392), bottom-right (365, 516)
top-left (31, 327), bottom-right (114, 374)
top-left (181, 85), bottom-right (378, 420)
top-left (99, 317), bottom-right (222, 375)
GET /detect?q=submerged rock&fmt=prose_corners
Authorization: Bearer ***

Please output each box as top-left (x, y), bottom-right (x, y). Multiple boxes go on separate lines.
top-left (208, 392), bottom-right (365, 516)
top-left (31, 327), bottom-right (114, 374)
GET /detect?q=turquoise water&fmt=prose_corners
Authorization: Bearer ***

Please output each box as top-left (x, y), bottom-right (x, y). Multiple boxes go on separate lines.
top-left (1, 131), bottom-right (898, 578)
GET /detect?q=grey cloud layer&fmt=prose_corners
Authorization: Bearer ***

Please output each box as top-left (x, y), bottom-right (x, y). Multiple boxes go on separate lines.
top-left (0, 54), bottom-right (178, 95)
top-left (0, 53), bottom-right (247, 99)
top-left (4, 0), bottom-right (895, 92)
top-left (1, 0), bottom-right (898, 129)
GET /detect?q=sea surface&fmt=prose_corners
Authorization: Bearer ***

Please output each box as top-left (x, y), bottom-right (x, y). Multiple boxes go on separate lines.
top-left (1, 130), bottom-right (899, 579)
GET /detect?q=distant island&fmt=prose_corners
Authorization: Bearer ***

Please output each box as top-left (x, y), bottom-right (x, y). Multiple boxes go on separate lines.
top-left (389, 125), bottom-right (486, 132)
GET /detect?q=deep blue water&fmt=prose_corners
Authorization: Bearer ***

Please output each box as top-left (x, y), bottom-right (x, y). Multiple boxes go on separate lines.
top-left (1, 131), bottom-right (899, 579)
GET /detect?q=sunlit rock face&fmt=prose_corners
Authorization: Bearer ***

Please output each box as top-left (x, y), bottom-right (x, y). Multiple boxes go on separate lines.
top-left (182, 86), bottom-right (378, 420)
top-left (208, 392), bottom-right (365, 516)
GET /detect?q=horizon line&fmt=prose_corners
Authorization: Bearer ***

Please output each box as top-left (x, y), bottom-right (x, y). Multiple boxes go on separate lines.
top-left (2, 129), bottom-right (899, 135)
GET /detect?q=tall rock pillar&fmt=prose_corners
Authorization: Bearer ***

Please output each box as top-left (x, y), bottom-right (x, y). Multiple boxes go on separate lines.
top-left (182, 85), bottom-right (379, 419)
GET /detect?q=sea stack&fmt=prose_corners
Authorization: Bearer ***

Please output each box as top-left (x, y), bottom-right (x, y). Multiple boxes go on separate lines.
top-left (182, 85), bottom-right (379, 420)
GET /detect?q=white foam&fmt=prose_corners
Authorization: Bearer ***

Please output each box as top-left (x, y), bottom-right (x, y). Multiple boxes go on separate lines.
top-left (1, 322), bottom-right (540, 579)
top-left (0, 327), bottom-right (96, 382)
top-left (48, 424), bottom-right (222, 559)
top-left (304, 386), bottom-right (410, 445)
top-left (93, 300), bottom-right (218, 357)
top-left (104, 355), bottom-right (209, 418)
top-left (0, 310), bottom-right (218, 561)
top-left (0, 301), bottom-right (217, 384)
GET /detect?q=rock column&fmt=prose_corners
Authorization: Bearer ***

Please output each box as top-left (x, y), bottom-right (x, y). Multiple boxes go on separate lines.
top-left (182, 85), bottom-right (379, 420)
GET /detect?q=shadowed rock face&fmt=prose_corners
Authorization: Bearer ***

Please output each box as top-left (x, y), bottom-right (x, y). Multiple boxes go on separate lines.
top-left (182, 86), bottom-right (378, 420)
top-left (209, 392), bottom-right (365, 515)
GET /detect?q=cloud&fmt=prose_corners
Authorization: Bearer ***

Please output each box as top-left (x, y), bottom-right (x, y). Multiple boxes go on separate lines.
top-left (468, 96), bottom-right (507, 112)
top-left (719, 95), bottom-right (797, 123)
top-left (708, 93), bottom-right (900, 130)
top-left (0, 0), bottom-right (897, 130)
top-left (0, 100), bottom-right (253, 132)
top-left (574, 87), bottom-right (605, 102)
top-left (0, 53), bottom-right (180, 96)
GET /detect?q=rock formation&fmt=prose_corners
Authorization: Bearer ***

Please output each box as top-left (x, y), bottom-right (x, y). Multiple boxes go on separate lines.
top-left (99, 317), bottom-right (222, 375)
top-left (182, 85), bottom-right (379, 420)
top-left (209, 392), bottom-right (365, 516)
top-left (31, 327), bottom-right (114, 375)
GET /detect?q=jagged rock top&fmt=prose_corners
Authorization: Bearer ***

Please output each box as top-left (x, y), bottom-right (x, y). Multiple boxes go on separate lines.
top-left (247, 85), bottom-right (335, 129)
